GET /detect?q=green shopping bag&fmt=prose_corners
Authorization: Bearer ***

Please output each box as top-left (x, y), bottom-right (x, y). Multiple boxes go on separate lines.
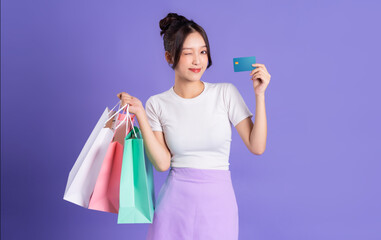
top-left (117, 124), bottom-right (155, 224)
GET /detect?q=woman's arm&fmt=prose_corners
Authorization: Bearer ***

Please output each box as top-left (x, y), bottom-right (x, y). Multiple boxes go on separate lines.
top-left (235, 94), bottom-right (267, 155)
top-left (117, 91), bottom-right (171, 172)
top-left (136, 109), bottom-right (172, 172)
top-left (236, 63), bottom-right (270, 155)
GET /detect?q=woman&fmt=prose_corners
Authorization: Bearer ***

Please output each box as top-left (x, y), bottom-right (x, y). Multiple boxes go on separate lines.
top-left (117, 13), bottom-right (270, 240)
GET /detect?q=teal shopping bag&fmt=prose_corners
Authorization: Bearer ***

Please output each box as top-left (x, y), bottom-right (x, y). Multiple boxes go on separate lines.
top-left (117, 125), bottom-right (155, 224)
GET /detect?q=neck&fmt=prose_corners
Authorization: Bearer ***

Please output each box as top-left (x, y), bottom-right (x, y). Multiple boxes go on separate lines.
top-left (173, 78), bottom-right (205, 99)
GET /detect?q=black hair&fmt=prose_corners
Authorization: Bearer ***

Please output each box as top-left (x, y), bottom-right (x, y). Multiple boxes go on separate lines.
top-left (159, 13), bottom-right (212, 70)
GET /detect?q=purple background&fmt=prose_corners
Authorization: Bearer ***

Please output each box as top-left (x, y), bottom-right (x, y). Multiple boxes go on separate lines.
top-left (2, 0), bottom-right (381, 239)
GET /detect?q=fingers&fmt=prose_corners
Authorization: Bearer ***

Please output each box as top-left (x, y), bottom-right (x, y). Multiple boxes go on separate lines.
top-left (250, 68), bottom-right (266, 76)
top-left (252, 72), bottom-right (264, 79)
top-left (116, 92), bottom-right (136, 110)
top-left (252, 63), bottom-right (267, 71)
top-left (250, 68), bottom-right (262, 75)
top-left (250, 63), bottom-right (270, 80)
top-left (116, 92), bottom-right (133, 99)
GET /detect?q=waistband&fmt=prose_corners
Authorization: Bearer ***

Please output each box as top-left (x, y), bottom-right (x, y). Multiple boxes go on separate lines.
top-left (169, 167), bottom-right (231, 183)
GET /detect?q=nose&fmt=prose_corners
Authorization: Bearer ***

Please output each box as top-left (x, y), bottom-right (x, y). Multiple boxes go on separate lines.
top-left (192, 53), bottom-right (201, 65)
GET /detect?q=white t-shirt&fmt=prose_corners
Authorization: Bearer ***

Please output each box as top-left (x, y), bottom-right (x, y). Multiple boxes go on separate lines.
top-left (144, 81), bottom-right (253, 170)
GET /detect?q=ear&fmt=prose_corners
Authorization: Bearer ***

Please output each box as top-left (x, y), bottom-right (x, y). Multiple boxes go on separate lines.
top-left (165, 51), bottom-right (174, 64)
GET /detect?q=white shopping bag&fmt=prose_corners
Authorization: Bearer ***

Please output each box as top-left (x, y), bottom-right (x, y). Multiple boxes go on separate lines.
top-left (63, 101), bottom-right (127, 208)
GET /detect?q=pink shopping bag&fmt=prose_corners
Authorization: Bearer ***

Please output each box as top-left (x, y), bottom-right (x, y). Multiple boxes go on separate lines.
top-left (88, 112), bottom-right (136, 213)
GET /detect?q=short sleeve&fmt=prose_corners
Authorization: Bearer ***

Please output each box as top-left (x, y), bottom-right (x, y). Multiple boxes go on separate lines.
top-left (144, 96), bottom-right (163, 132)
top-left (225, 83), bottom-right (253, 127)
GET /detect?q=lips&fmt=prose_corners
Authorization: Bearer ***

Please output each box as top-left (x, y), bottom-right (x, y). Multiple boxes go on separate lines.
top-left (189, 68), bottom-right (201, 73)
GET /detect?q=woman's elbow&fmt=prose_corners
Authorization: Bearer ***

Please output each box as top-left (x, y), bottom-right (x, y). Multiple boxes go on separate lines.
top-left (157, 155), bottom-right (171, 172)
top-left (158, 162), bottom-right (170, 172)
top-left (250, 147), bottom-right (265, 155)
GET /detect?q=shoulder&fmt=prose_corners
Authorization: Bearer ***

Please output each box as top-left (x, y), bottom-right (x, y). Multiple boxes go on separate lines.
top-left (145, 88), bottom-right (172, 112)
top-left (212, 82), bottom-right (236, 90)
top-left (146, 88), bottom-right (171, 103)
top-left (205, 81), bottom-right (233, 93)
top-left (211, 82), bottom-right (239, 97)
top-left (203, 82), bottom-right (239, 103)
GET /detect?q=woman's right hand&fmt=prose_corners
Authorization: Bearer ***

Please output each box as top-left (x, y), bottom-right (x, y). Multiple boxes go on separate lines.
top-left (116, 92), bottom-right (144, 116)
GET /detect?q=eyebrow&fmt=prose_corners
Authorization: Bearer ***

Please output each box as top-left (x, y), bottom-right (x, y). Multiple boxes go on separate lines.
top-left (182, 45), bottom-right (207, 50)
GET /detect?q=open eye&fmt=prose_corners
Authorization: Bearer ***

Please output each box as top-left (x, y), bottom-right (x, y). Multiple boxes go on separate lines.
top-left (202, 50), bottom-right (208, 54)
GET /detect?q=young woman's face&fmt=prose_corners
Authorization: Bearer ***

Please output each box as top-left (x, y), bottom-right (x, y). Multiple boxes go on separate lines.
top-left (174, 32), bottom-right (209, 82)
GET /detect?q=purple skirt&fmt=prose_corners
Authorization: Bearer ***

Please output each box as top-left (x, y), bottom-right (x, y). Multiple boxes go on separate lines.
top-left (146, 167), bottom-right (239, 240)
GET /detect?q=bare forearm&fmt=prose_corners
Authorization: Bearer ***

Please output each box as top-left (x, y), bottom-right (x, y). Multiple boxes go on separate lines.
top-left (250, 94), bottom-right (267, 154)
top-left (135, 109), bottom-right (170, 171)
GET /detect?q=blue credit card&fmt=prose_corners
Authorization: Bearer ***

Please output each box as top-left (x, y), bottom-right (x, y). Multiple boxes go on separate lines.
top-left (233, 56), bottom-right (256, 72)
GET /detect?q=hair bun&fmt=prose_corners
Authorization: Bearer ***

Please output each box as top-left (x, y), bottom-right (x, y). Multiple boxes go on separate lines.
top-left (159, 13), bottom-right (188, 36)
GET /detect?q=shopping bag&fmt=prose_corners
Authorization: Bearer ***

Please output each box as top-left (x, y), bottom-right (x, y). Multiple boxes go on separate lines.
top-left (117, 109), bottom-right (155, 224)
top-left (88, 112), bottom-right (136, 213)
top-left (63, 102), bottom-right (121, 208)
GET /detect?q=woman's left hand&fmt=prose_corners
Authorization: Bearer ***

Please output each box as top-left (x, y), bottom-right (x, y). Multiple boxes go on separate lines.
top-left (250, 63), bottom-right (271, 96)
